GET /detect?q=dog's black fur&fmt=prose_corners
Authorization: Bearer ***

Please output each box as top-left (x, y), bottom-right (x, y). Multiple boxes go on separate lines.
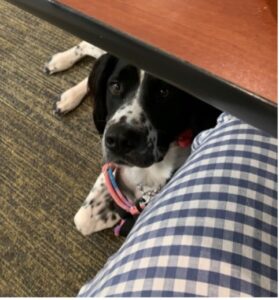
top-left (74, 52), bottom-right (221, 236)
top-left (89, 53), bottom-right (221, 167)
top-left (45, 43), bottom-right (221, 235)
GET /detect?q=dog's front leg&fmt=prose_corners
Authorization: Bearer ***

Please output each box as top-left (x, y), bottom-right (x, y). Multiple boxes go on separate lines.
top-left (54, 77), bottom-right (89, 115)
top-left (44, 41), bottom-right (106, 74)
top-left (74, 173), bottom-right (120, 236)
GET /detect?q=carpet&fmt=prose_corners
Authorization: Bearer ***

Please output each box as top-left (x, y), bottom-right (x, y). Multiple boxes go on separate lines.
top-left (0, 1), bottom-right (123, 296)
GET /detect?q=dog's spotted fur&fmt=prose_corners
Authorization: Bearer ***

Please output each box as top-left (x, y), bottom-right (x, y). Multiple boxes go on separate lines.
top-left (45, 42), bottom-right (221, 235)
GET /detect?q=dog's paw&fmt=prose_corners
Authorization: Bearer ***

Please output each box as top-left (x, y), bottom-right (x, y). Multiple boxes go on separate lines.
top-left (53, 91), bottom-right (74, 116)
top-left (53, 78), bottom-right (88, 116)
top-left (74, 201), bottom-right (120, 236)
top-left (74, 173), bottom-right (120, 235)
top-left (43, 51), bottom-right (76, 75)
top-left (53, 89), bottom-right (82, 116)
top-left (53, 100), bottom-right (67, 117)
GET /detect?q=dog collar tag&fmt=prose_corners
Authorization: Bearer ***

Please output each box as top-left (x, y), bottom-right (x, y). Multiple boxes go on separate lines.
top-left (177, 129), bottom-right (193, 148)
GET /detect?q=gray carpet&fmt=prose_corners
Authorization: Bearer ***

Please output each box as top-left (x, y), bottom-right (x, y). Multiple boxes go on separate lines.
top-left (0, 1), bottom-right (123, 296)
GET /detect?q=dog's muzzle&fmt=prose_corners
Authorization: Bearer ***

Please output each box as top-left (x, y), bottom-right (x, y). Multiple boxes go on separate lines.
top-left (103, 123), bottom-right (157, 167)
top-left (105, 123), bottom-right (146, 154)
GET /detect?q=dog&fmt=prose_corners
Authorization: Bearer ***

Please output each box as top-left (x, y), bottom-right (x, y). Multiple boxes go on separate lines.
top-left (44, 41), bottom-right (221, 236)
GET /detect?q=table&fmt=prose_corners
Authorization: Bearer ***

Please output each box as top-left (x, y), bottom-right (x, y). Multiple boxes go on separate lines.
top-left (7, 0), bottom-right (277, 136)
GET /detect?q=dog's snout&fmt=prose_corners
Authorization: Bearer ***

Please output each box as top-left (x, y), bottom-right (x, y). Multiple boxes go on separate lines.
top-left (105, 124), bottom-right (145, 154)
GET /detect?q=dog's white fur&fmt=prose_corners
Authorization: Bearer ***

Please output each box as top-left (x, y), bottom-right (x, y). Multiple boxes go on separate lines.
top-left (45, 42), bottom-right (190, 235)
top-left (74, 143), bottom-right (189, 235)
top-left (44, 41), bottom-right (105, 114)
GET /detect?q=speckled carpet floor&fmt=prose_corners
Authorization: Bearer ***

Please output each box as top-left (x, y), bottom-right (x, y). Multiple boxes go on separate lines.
top-left (0, 1), bottom-right (123, 296)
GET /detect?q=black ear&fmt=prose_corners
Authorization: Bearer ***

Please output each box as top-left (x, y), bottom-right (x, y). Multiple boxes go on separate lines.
top-left (88, 54), bottom-right (118, 134)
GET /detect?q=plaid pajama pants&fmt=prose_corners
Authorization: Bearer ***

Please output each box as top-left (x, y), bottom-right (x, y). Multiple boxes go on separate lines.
top-left (78, 113), bottom-right (277, 297)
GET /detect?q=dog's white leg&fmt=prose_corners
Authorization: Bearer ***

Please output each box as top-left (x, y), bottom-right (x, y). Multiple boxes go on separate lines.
top-left (79, 41), bottom-right (107, 58)
top-left (74, 173), bottom-right (120, 236)
top-left (44, 41), bottom-right (106, 74)
top-left (54, 77), bottom-right (89, 115)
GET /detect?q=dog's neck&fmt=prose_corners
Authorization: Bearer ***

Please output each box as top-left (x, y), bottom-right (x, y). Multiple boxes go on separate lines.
top-left (117, 142), bottom-right (191, 202)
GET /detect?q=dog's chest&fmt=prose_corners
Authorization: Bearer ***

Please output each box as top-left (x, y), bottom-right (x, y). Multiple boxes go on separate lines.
top-left (119, 144), bottom-right (191, 201)
top-left (119, 163), bottom-right (172, 201)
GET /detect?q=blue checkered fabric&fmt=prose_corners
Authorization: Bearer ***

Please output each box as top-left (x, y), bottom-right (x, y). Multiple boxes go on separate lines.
top-left (78, 113), bottom-right (277, 297)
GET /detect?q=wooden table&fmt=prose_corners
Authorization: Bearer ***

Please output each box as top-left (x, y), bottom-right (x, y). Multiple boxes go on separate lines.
top-left (8, 0), bottom-right (277, 136)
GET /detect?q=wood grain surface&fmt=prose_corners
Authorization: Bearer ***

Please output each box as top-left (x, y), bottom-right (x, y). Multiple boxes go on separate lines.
top-left (58, 0), bottom-right (277, 103)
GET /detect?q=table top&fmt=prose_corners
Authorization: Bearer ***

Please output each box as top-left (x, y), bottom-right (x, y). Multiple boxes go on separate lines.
top-left (7, 0), bottom-right (277, 136)
top-left (58, 0), bottom-right (277, 104)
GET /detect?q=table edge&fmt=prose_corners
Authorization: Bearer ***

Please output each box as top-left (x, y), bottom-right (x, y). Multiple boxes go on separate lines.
top-left (7, 0), bottom-right (277, 136)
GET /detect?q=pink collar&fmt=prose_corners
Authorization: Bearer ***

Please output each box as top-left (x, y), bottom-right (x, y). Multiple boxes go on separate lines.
top-left (102, 129), bottom-right (193, 236)
top-left (102, 163), bottom-right (144, 216)
top-left (102, 129), bottom-right (193, 213)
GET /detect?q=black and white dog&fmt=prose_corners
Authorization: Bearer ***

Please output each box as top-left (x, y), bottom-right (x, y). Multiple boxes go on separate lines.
top-left (44, 41), bottom-right (220, 235)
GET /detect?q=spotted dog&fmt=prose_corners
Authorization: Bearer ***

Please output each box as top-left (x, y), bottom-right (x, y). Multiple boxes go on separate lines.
top-left (44, 41), bottom-right (221, 235)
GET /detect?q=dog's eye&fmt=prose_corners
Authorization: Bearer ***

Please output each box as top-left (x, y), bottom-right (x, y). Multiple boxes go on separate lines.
top-left (109, 81), bottom-right (122, 96)
top-left (159, 88), bottom-right (169, 98)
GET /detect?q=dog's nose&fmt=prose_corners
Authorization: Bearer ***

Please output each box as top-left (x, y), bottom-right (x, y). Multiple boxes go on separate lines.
top-left (105, 124), bottom-right (145, 154)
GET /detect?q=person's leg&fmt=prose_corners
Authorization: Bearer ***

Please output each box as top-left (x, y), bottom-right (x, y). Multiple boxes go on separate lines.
top-left (78, 113), bottom-right (277, 297)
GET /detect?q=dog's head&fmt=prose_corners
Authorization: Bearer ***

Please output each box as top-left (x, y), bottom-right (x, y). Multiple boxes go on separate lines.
top-left (88, 54), bottom-right (220, 167)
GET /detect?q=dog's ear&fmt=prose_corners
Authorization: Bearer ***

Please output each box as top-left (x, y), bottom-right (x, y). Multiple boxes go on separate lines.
top-left (88, 54), bottom-right (117, 134)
